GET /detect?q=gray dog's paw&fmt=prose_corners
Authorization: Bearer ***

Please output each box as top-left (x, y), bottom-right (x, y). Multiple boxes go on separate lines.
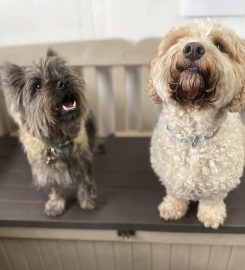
top-left (79, 197), bottom-right (96, 210)
top-left (44, 197), bottom-right (66, 217)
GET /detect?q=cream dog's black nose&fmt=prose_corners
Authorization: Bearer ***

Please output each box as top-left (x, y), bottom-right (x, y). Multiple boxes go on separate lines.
top-left (183, 42), bottom-right (205, 61)
top-left (57, 79), bottom-right (70, 90)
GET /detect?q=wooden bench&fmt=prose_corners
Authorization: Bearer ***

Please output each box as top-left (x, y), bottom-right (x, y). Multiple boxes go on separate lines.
top-left (0, 40), bottom-right (245, 270)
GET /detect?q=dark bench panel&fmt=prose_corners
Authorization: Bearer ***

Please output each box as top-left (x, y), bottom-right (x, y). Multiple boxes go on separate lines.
top-left (0, 135), bottom-right (245, 234)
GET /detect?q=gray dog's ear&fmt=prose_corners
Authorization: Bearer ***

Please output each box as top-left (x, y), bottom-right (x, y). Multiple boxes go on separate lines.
top-left (47, 48), bottom-right (58, 57)
top-left (2, 63), bottom-right (26, 124)
top-left (3, 63), bottom-right (25, 90)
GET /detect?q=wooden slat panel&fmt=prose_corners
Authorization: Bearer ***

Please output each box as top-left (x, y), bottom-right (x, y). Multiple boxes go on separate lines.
top-left (96, 67), bottom-right (115, 136)
top-left (94, 242), bottom-right (115, 270)
top-left (111, 66), bottom-right (126, 132)
top-left (3, 239), bottom-right (30, 270)
top-left (208, 245), bottom-right (231, 270)
top-left (75, 241), bottom-right (97, 270)
top-left (0, 40), bottom-right (132, 66)
top-left (72, 66), bottom-right (83, 77)
top-left (56, 240), bottom-right (80, 270)
top-left (171, 244), bottom-right (191, 270)
top-left (0, 84), bottom-right (16, 136)
top-left (82, 67), bottom-right (99, 128)
top-left (152, 243), bottom-right (171, 270)
top-left (132, 243), bottom-right (152, 270)
top-left (0, 240), bottom-right (12, 270)
top-left (125, 66), bottom-right (142, 130)
top-left (227, 246), bottom-right (245, 270)
top-left (141, 65), bottom-right (154, 131)
top-left (113, 242), bottom-right (133, 270)
top-left (189, 244), bottom-right (211, 270)
top-left (121, 38), bottom-right (160, 66)
top-left (21, 239), bottom-right (45, 270)
top-left (38, 240), bottom-right (63, 270)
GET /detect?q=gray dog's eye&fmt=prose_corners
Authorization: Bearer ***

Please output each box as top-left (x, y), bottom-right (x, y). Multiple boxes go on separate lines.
top-left (33, 81), bottom-right (42, 91)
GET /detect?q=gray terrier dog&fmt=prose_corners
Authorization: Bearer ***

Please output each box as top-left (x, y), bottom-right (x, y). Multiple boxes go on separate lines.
top-left (2, 50), bottom-right (97, 216)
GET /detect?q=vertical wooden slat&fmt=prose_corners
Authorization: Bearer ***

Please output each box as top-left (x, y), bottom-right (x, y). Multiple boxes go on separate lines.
top-left (141, 65), bottom-right (154, 132)
top-left (96, 67), bottom-right (115, 136)
top-left (227, 246), bottom-right (245, 270)
top-left (189, 244), bottom-right (211, 270)
top-left (152, 243), bottom-right (171, 270)
top-left (38, 240), bottom-right (63, 270)
top-left (56, 240), bottom-right (80, 270)
top-left (111, 66), bottom-right (126, 132)
top-left (125, 66), bottom-right (142, 131)
top-left (21, 239), bottom-right (45, 270)
top-left (171, 244), bottom-right (191, 270)
top-left (72, 66), bottom-right (83, 77)
top-left (0, 82), bottom-right (16, 136)
top-left (94, 242), bottom-right (115, 270)
top-left (0, 240), bottom-right (12, 270)
top-left (208, 245), bottom-right (231, 270)
top-left (75, 241), bottom-right (97, 270)
top-left (113, 242), bottom-right (133, 270)
top-left (3, 239), bottom-right (30, 270)
top-left (132, 243), bottom-right (152, 270)
top-left (82, 66), bottom-right (99, 130)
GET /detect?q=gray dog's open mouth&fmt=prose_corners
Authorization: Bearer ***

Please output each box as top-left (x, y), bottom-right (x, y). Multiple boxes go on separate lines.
top-left (57, 96), bottom-right (77, 115)
top-left (58, 100), bottom-right (77, 114)
top-left (55, 95), bottom-right (80, 121)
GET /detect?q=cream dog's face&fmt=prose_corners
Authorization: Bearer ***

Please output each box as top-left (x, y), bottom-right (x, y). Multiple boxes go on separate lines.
top-left (147, 21), bottom-right (245, 111)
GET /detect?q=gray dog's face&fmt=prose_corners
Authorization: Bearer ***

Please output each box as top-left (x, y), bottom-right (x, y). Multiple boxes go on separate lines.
top-left (3, 55), bottom-right (86, 142)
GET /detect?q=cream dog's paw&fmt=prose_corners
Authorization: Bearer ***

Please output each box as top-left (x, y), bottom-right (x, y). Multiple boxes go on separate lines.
top-left (197, 200), bottom-right (226, 229)
top-left (158, 195), bottom-right (189, 220)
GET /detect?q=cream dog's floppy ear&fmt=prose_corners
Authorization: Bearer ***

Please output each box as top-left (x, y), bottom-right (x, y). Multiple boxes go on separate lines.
top-left (229, 86), bottom-right (245, 112)
top-left (146, 57), bottom-right (162, 104)
top-left (229, 40), bottom-right (245, 112)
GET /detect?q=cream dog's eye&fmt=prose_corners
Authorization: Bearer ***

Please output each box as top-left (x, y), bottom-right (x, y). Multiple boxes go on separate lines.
top-left (214, 41), bottom-right (224, 52)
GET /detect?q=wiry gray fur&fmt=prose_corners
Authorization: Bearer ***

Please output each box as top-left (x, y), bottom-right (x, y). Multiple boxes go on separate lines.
top-left (2, 51), bottom-right (97, 216)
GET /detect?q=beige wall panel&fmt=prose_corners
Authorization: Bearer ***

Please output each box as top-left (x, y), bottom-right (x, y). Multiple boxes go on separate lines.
top-left (227, 246), bottom-right (245, 270)
top-left (0, 240), bottom-right (12, 270)
top-left (75, 241), bottom-right (97, 270)
top-left (56, 240), bottom-right (80, 270)
top-left (113, 242), bottom-right (133, 270)
top-left (94, 242), bottom-right (115, 270)
top-left (189, 244), bottom-right (211, 270)
top-left (3, 239), bottom-right (29, 270)
top-left (132, 243), bottom-right (152, 270)
top-left (21, 239), bottom-right (45, 270)
top-left (171, 244), bottom-right (191, 270)
top-left (208, 245), bottom-right (231, 270)
top-left (38, 240), bottom-right (63, 270)
top-left (152, 243), bottom-right (171, 270)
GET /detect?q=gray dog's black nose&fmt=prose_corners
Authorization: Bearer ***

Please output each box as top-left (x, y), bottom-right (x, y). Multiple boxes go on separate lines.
top-left (57, 79), bottom-right (70, 90)
top-left (183, 42), bottom-right (205, 61)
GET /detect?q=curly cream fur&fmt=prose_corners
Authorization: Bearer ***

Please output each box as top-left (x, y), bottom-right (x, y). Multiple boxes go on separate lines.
top-left (149, 20), bottom-right (245, 229)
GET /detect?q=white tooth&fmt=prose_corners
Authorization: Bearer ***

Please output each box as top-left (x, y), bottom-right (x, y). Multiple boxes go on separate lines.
top-left (73, 101), bottom-right (76, 108)
top-left (62, 105), bottom-right (68, 111)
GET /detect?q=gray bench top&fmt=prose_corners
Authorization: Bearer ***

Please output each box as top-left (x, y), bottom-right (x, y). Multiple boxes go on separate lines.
top-left (0, 135), bottom-right (245, 234)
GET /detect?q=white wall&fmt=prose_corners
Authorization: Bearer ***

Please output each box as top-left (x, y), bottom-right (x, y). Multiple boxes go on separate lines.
top-left (0, 0), bottom-right (245, 46)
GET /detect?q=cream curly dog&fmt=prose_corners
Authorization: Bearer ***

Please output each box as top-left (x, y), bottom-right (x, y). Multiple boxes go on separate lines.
top-left (147, 20), bottom-right (245, 229)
